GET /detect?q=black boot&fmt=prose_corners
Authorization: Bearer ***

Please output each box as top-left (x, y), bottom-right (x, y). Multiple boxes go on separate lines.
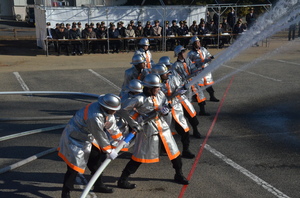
top-left (172, 156), bottom-right (189, 185)
top-left (61, 187), bottom-right (70, 198)
top-left (206, 86), bottom-right (219, 102)
top-left (180, 132), bottom-right (195, 159)
top-left (182, 149), bottom-right (195, 159)
top-left (93, 174), bottom-right (114, 193)
top-left (117, 170), bottom-right (136, 189)
top-left (174, 171), bottom-right (189, 185)
top-left (192, 127), bottom-right (201, 139)
top-left (198, 102), bottom-right (210, 116)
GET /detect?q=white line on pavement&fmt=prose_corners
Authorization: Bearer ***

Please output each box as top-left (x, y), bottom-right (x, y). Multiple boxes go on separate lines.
top-left (205, 144), bottom-right (290, 198)
top-left (222, 64), bottom-right (282, 82)
top-left (88, 69), bottom-right (121, 91)
top-left (13, 72), bottom-right (31, 91)
top-left (0, 125), bottom-right (66, 142)
top-left (275, 59), bottom-right (300, 66)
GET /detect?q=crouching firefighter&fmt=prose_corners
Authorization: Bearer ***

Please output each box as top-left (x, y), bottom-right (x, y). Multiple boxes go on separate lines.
top-left (58, 93), bottom-right (123, 198)
top-left (117, 73), bottom-right (189, 190)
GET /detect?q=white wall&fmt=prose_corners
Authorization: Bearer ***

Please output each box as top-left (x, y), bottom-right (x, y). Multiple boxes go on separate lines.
top-left (13, 0), bottom-right (27, 6)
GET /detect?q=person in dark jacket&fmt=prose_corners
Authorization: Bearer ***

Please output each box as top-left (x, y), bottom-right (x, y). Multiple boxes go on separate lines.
top-left (56, 25), bottom-right (70, 56)
top-left (109, 24), bottom-right (121, 53)
top-left (143, 21), bottom-right (154, 37)
top-left (69, 25), bottom-right (83, 55)
top-left (227, 8), bottom-right (236, 30)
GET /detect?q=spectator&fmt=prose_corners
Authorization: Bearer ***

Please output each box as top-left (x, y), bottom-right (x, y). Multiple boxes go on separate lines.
top-left (216, 23), bottom-right (229, 48)
top-left (96, 26), bottom-right (108, 54)
top-left (198, 22), bottom-right (210, 48)
top-left (288, 17), bottom-right (296, 41)
top-left (90, 22), bottom-right (96, 32)
top-left (183, 20), bottom-right (188, 30)
top-left (137, 21), bottom-right (142, 28)
top-left (163, 21), bottom-right (172, 36)
top-left (237, 18), bottom-right (247, 30)
top-left (117, 21), bottom-right (126, 37)
top-left (46, 22), bottom-right (57, 53)
top-left (233, 21), bottom-right (244, 39)
top-left (83, 25), bottom-right (96, 39)
top-left (227, 8), bottom-right (236, 30)
top-left (213, 9), bottom-right (220, 26)
top-left (206, 20), bottom-right (217, 33)
top-left (135, 25), bottom-right (144, 37)
top-left (125, 24), bottom-right (135, 37)
top-left (66, 23), bottom-right (71, 32)
top-left (177, 21), bottom-right (188, 47)
top-left (77, 22), bottom-right (83, 38)
top-left (222, 18), bottom-right (229, 31)
top-left (56, 25), bottom-right (70, 56)
top-left (46, 22), bottom-right (55, 39)
top-left (117, 21), bottom-right (126, 51)
top-left (100, 21), bottom-right (107, 31)
top-left (171, 20), bottom-right (179, 35)
top-left (143, 21), bottom-right (154, 37)
top-left (189, 20), bottom-right (198, 35)
top-left (83, 25), bottom-right (97, 53)
top-left (109, 24), bottom-right (121, 53)
top-left (125, 24), bottom-right (136, 51)
top-left (130, 20), bottom-right (137, 31)
top-left (153, 20), bottom-right (162, 36)
top-left (246, 7), bottom-right (257, 28)
top-left (206, 11), bottom-right (212, 25)
top-left (69, 25), bottom-right (83, 55)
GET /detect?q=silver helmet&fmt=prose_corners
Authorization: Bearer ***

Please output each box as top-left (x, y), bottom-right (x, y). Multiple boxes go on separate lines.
top-left (138, 38), bottom-right (150, 46)
top-left (189, 35), bottom-right (200, 45)
top-left (130, 54), bottom-right (146, 65)
top-left (98, 93), bottom-right (121, 111)
top-left (126, 79), bottom-right (143, 93)
top-left (142, 74), bottom-right (162, 88)
top-left (152, 63), bottom-right (169, 75)
top-left (158, 56), bottom-right (172, 66)
top-left (174, 45), bottom-right (186, 57)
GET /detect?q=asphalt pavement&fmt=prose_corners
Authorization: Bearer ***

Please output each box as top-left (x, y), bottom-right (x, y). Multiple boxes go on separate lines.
top-left (0, 37), bottom-right (299, 198)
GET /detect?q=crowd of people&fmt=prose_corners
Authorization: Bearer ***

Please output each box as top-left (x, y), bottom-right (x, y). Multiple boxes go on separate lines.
top-left (58, 35), bottom-right (220, 198)
top-left (46, 7), bottom-right (259, 56)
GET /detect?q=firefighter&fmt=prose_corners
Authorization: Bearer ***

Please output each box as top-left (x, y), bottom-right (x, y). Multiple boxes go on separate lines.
top-left (158, 56), bottom-right (173, 70)
top-left (152, 64), bottom-right (196, 158)
top-left (117, 74), bottom-right (189, 189)
top-left (187, 36), bottom-right (219, 102)
top-left (134, 38), bottom-right (154, 69)
top-left (58, 94), bottom-right (123, 197)
top-left (120, 54), bottom-right (150, 97)
top-left (173, 45), bottom-right (209, 119)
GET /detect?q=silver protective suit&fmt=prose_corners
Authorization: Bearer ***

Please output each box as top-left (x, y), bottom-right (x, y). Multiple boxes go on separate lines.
top-left (134, 48), bottom-right (154, 69)
top-left (161, 74), bottom-right (190, 132)
top-left (58, 102), bottom-right (122, 173)
top-left (121, 90), bottom-right (180, 163)
top-left (120, 66), bottom-right (150, 97)
top-left (187, 47), bottom-right (214, 86)
top-left (172, 59), bottom-right (206, 104)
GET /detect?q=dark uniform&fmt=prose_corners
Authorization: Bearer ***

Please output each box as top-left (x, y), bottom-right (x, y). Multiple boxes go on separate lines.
top-left (69, 26), bottom-right (83, 55)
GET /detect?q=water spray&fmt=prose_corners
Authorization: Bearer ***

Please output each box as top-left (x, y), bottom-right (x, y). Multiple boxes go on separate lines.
top-left (186, 1), bottom-right (300, 88)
